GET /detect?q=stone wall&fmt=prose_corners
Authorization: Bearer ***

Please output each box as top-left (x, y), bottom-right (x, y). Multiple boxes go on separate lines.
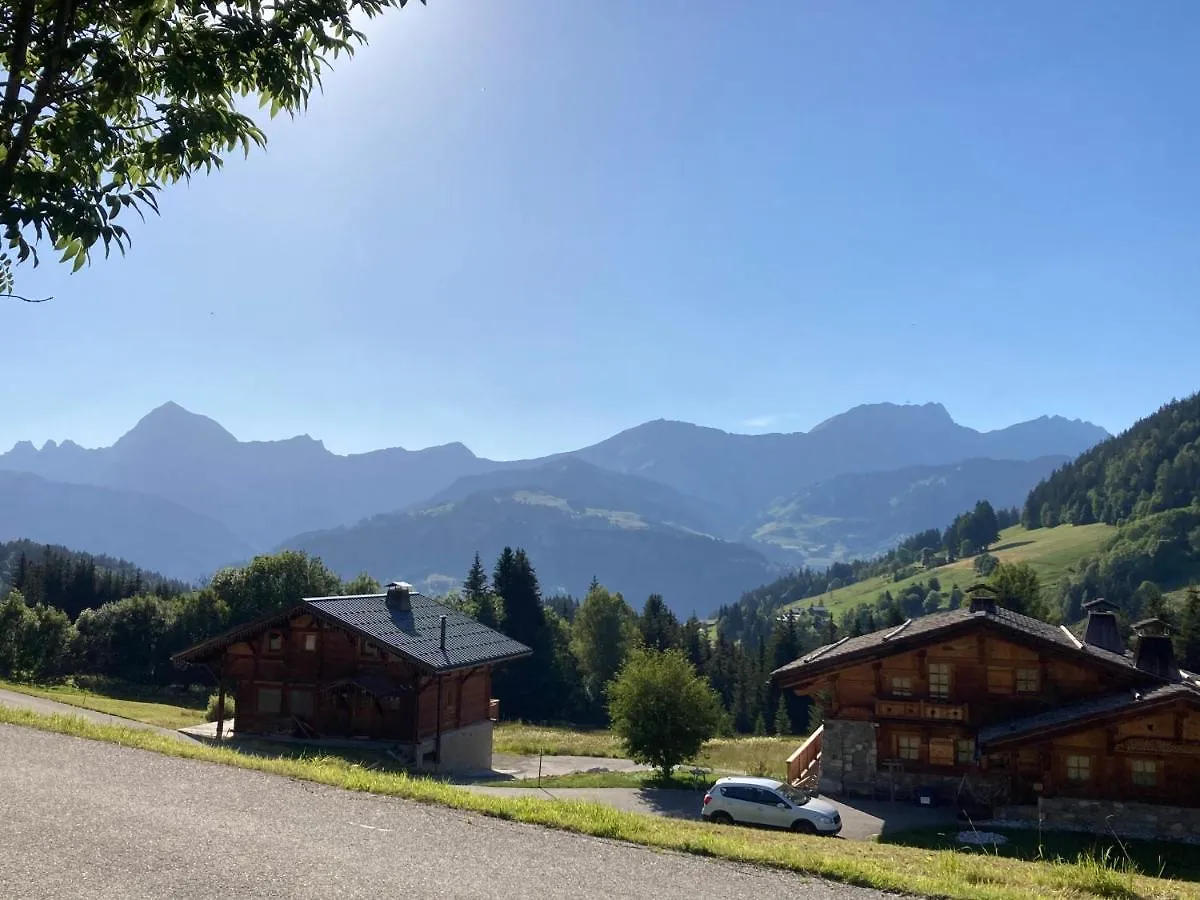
top-left (818, 719), bottom-right (877, 796)
top-left (997, 798), bottom-right (1200, 844)
top-left (817, 718), bottom-right (1009, 806)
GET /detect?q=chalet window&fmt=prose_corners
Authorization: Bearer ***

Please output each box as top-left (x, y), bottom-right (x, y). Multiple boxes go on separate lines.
top-left (266, 631), bottom-right (283, 653)
top-left (1066, 754), bottom-right (1091, 781)
top-left (896, 734), bottom-right (921, 761)
top-left (987, 667), bottom-right (1014, 694)
top-left (1015, 668), bottom-right (1039, 694)
top-left (929, 738), bottom-right (955, 766)
top-left (257, 686), bottom-right (282, 714)
top-left (956, 739), bottom-right (976, 765)
top-left (1130, 759), bottom-right (1158, 787)
top-left (290, 689), bottom-right (314, 718)
top-left (890, 676), bottom-right (913, 697)
top-left (303, 633), bottom-right (318, 652)
top-left (927, 663), bottom-right (951, 699)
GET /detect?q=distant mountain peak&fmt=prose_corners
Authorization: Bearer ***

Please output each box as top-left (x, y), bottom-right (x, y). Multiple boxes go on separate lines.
top-left (114, 401), bottom-right (238, 451)
top-left (809, 401), bottom-right (954, 434)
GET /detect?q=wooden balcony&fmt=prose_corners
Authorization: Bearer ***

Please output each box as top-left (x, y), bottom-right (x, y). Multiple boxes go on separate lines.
top-left (875, 698), bottom-right (968, 723)
top-left (786, 723), bottom-right (823, 788)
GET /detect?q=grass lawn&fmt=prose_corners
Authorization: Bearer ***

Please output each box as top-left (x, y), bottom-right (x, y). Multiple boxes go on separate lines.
top-left (494, 723), bottom-right (798, 780)
top-left (493, 722), bottom-right (624, 757)
top-left (1, 705), bottom-right (1195, 900)
top-left (0, 677), bottom-right (208, 730)
top-left (883, 823), bottom-right (1200, 884)
top-left (481, 771), bottom-right (706, 790)
top-left (786, 523), bottom-right (1119, 619)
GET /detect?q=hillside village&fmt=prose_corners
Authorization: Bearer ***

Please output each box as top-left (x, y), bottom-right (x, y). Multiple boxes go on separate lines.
top-left (3, 2), bottom-right (1199, 898)
top-left (5, 391), bottom-right (1200, 899)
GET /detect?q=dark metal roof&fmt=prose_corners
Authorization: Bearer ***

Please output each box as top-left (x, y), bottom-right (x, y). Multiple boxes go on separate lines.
top-left (304, 593), bottom-right (532, 673)
top-left (978, 683), bottom-right (1200, 748)
top-left (172, 592), bottom-right (532, 674)
top-left (771, 605), bottom-right (1151, 685)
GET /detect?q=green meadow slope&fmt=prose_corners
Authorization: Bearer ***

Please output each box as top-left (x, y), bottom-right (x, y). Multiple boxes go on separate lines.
top-left (784, 523), bottom-right (1118, 619)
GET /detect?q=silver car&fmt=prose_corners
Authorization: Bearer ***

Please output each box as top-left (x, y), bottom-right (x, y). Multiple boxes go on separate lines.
top-left (701, 776), bottom-right (842, 835)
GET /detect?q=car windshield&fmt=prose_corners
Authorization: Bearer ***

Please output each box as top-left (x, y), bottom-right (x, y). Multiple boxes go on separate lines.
top-left (779, 785), bottom-right (810, 806)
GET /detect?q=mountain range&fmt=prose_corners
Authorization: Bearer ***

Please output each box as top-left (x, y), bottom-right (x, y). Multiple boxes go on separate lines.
top-left (0, 401), bottom-right (1109, 613)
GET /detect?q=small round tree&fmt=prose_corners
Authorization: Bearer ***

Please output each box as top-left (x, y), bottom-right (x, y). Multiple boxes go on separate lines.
top-left (607, 647), bottom-right (722, 780)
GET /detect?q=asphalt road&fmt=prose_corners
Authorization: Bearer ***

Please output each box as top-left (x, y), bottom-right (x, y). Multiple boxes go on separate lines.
top-left (0, 725), bottom-right (894, 900)
top-left (465, 785), bottom-right (956, 841)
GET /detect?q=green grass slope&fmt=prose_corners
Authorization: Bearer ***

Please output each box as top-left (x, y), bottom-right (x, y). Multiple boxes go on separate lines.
top-left (784, 523), bottom-right (1118, 619)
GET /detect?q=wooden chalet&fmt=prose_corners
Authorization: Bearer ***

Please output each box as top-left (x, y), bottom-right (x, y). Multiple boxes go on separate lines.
top-left (772, 590), bottom-right (1200, 812)
top-left (172, 581), bottom-right (531, 773)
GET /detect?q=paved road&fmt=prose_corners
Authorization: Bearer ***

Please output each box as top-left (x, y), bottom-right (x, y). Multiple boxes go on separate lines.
top-left (0, 725), bottom-right (894, 900)
top-left (465, 785), bottom-right (957, 842)
top-left (0, 687), bottom-right (194, 742)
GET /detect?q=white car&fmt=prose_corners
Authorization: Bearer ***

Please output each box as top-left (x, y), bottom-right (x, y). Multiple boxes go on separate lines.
top-left (701, 776), bottom-right (842, 835)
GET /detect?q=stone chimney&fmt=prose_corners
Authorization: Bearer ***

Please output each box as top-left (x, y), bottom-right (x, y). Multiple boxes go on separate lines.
top-left (1081, 598), bottom-right (1124, 654)
top-left (1132, 618), bottom-right (1179, 680)
top-left (966, 582), bottom-right (998, 614)
top-left (386, 581), bottom-right (413, 613)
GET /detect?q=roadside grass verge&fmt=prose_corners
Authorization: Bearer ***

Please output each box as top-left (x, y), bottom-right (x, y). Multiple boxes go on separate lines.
top-left (0, 676), bottom-right (207, 730)
top-left (2, 707), bottom-right (1196, 900)
top-left (884, 825), bottom-right (1199, 884)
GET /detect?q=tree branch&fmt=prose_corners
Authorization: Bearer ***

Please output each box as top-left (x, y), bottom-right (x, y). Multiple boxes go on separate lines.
top-left (0, 291), bottom-right (53, 303)
top-left (0, 0), bottom-right (37, 127)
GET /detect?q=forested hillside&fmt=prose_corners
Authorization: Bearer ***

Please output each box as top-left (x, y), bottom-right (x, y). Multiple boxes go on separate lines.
top-left (1023, 392), bottom-right (1200, 528)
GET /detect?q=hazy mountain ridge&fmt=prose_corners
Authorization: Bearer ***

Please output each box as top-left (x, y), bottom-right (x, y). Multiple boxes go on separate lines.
top-left (282, 488), bottom-right (777, 616)
top-left (0, 470), bottom-right (254, 582)
top-left (750, 455), bottom-right (1070, 567)
top-left (0, 401), bottom-right (1109, 598)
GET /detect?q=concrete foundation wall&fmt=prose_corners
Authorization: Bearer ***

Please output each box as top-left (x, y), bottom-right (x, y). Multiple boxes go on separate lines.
top-left (414, 720), bottom-right (494, 775)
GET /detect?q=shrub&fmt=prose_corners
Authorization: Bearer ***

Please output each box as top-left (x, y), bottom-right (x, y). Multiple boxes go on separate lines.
top-left (206, 692), bottom-right (235, 722)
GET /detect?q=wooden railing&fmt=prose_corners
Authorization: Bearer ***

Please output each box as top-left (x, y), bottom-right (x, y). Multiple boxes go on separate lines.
top-left (787, 723), bottom-right (823, 787)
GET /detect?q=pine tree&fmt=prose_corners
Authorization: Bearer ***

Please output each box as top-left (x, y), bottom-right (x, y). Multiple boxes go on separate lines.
top-left (773, 694), bottom-right (790, 736)
top-left (639, 594), bottom-right (682, 651)
top-left (491, 547), bottom-right (551, 721)
top-left (1178, 587), bottom-right (1200, 672)
top-left (462, 552), bottom-right (499, 629)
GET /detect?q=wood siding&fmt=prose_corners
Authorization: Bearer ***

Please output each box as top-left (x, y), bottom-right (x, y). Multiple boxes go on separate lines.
top-left (222, 612), bottom-right (495, 742)
top-left (794, 633), bottom-right (1130, 729)
top-left (785, 623), bottom-right (1194, 803)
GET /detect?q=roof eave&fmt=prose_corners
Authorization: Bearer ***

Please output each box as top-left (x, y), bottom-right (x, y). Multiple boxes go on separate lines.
top-left (772, 615), bottom-right (1155, 689)
top-left (171, 603), bottom-right (309, 666)
top-left (980, 689), bottom-right (1197, 750)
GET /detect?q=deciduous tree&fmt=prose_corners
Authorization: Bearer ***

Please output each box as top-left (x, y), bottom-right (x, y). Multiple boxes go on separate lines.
top-left (0, 0), bottom-right (424, 301)
top-left (607, 648), bottom-right (722, 779)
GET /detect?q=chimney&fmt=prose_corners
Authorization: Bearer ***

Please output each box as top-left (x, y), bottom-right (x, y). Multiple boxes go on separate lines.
top-left (440, 615), bottom-right (447, 651)
top-left (1082, 598), bottom-right (1124, 654)
top-left (386, 581), bottom-right (413, 613)
top-left (966, 582), bottom-right (998, 614)
top-left (1132, 618), bottom-right (1179, 680)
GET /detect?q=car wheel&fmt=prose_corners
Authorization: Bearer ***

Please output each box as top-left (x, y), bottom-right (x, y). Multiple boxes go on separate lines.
top-left (709, 811), bottom-right (733, 825)
top-left (791, 819), bottom-right (817, 834)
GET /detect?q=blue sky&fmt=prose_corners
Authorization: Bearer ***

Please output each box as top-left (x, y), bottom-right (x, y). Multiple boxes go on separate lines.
top-left (4, 0), bottom-right (1199, 460)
